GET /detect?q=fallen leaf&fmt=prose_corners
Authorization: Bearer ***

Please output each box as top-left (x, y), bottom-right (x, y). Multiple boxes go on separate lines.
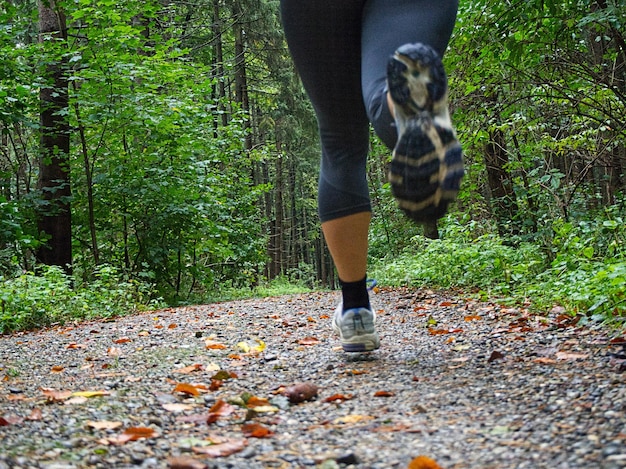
top-left (297, 337), bottom-right (320, 346)
top-left (72, 390), bottom-right (110, 398)
top-left (408, 455), bottom-right (443, 469)
top-left (556, 351), bottom-right (589, 361)
top-left (163, 403), bottom-right (195, 413)
top-left (324, 394), bottom-right (354, 402)
top-left (205, 340), bottom-right (227, 350)
top-left (211, 370), bottom-right (233, 381)
top-left (209, 380), bottom-right (223, 391)
top-left (332, 414), bottom-right (373, 425)
top-left (66, 343), bottom-right (87, 349)
top-left (488, 350), bottom-right (505, 362)
top-left (236, 341), bottom-right (250, 353)
top-left (174, 364), bottom-right (204, 374)
top-left (241, 422), bottom-right (273, 438)
top-left (283, 382), bottom-right (318, 403)
top-left (173, 383), bottom-right (200, 397)
top-left (246, 396), bottom-right (270, 408)
top-left (87, 420), bottom-right (123, 430)
top-left (439, 301), bottom-right (453, 307)
top-left (107, 347), bottom-right (122, 357)
top-left (168, 324), bottom-right (177, 329)
top-left (0, 417), bottom-right (10, 426)
top-left (206, 400), bottom-right (235, 424)
top-left (115, 427), bottom-right (157, 444)
top-left (374, 390), bottom-right (395, 397)
top-left (464, 315), bottom-right (481, 321)
top-left (26, 408), bottom-right (43, 421)
top-left (41, 389), bottom-right (73, 402)
top-left (114, 338), bottom-right (132, 344)
top-left (533, 357), bottom-right (557, 365)
top-left (167, 455), bottom-right (208, 469)
top-left (51, 366), bottom-right (64, 373)
top-left (192, 438), bottom-right (247, 457)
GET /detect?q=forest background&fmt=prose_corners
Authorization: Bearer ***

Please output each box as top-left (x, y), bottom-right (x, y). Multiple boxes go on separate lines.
top-left (0, 0), bottom-right (624, 333)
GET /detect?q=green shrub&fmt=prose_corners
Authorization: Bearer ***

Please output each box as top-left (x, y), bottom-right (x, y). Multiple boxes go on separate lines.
top-left (0, 265), bottom-right (162, 334)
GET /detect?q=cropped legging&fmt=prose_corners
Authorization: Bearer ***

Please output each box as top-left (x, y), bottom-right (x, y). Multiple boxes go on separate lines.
top-left (280, 0), bottom-right (458, 222)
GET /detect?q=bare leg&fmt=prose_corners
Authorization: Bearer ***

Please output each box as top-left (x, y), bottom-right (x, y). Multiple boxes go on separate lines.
top-left (321, 211), bottom-right (371, 283)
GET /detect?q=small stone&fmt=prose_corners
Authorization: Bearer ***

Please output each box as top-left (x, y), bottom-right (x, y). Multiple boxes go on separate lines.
top-left (336, 453), bottom-right (359, 465)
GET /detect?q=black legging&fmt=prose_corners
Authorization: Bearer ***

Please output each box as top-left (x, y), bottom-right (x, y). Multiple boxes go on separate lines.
top-left (280, 0), bottom-right (458, 222)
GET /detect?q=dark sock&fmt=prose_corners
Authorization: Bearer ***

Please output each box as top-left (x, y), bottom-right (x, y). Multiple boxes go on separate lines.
top-left (340, 276), bottom-right (370, 312)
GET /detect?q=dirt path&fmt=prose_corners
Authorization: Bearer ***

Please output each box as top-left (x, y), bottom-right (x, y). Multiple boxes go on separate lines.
top-left (1, 288), bottom-right (625, 469)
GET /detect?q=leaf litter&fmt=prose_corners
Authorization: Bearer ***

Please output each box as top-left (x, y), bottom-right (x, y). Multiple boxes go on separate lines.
top-left (0, 288), bottom-right (624, 468)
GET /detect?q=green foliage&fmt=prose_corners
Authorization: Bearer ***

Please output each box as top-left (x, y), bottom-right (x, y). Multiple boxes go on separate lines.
top-left (370, 212), bottom-right (626, 325)
top-left (0, 265), bottom-right (163, 334)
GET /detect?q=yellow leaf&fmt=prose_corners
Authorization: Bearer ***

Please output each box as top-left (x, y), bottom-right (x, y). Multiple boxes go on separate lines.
top-left (72, 390), bottom-right (111, 398)
top-left (333, 414), bottom-right (373, 425)
top-left (252, 339), bottom-right (266, 352)
top-left (237, 342), bottom-right (251, 353)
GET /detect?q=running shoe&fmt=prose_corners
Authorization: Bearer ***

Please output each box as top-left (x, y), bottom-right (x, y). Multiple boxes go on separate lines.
top-left (387, 42), bottom-right (464, 222)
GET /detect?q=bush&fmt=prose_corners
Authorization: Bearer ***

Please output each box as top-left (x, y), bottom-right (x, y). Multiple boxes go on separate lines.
top-left (0, 265), bottom-right (163, 334)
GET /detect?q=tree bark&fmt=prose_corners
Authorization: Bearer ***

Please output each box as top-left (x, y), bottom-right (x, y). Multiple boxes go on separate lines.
top-left (36, 0), bottom-right (72, 271)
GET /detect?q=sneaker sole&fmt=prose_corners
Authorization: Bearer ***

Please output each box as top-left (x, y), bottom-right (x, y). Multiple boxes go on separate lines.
top-left (387, 44), bottom-right (464, 223)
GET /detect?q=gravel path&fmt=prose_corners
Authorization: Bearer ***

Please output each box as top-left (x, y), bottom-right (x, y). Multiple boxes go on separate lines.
top-left (1, 287), bottom-right (625, 469)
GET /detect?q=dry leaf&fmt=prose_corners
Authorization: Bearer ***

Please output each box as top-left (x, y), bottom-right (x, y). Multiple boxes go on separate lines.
top-left (408, 455), bottom-right (443, 469)
top-left (205, 340), bottom-right (227, 350)
top-left (206, 400), bottom-right (235, 424)
top-left (107, 347), bottom-right (122, 357)
top-left (167, 455), bottom-right (208, 469)
top-left (241, 422), bottom-right (273, 438)
top-left (87, 420), bottom-right (123, 430)
top-left (174, 364), bottom-right (204, 374)
top-left (283, 382), bottom-right (318, 403)
top-left (488, 350), bottom-right (505, 362)
top-left (168, 324), bottom-right (177, 329)
top-left (0, 417), bottom-right (10, 426)
top-left (534, 357), bottom-right (557, 365)
top-left (192, 438), bottom-right (247, 457)
top-left (114, 338), bottom-right (132, 344)
top-left (115, 427), bottom-right (157, 444)
top-left (464, 315), bottom-right (481, 321)
top-left (66, 343), bottom-right (86, 349)
top-left (72, 390), bottom-right (110, 398)
top-left (324, 394), bottom-right (354, 402)
top-left (246, 396), bottom-right (270, 408)
top-left (333, 414), bottom-right (373, 425)
top-left (41, 389), bottom-right (72, 402)
top-left (374, 390), bottom-right (395, 397)
top-left (26, 408), bottom-right (43, 421)
top-left (556, 352), bottom-right (589, 361)
top-left (297, 337), bottom-right (320, 346)
top-left (51, 366), bottom-right (64, 373)
top-left (173, 383), bottom-right (200, 397)
top-left (163, 403), bottom-right (194, 413)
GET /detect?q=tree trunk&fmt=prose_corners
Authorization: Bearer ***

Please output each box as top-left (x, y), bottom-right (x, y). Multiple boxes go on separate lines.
top-left (484, 127), bottom-right (519, 237)
top-left (36, 0), bottom-right (72, 271)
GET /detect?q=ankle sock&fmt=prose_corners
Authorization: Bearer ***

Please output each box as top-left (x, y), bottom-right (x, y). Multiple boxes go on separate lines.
top-left (340, 276), bottom-right (370, 312)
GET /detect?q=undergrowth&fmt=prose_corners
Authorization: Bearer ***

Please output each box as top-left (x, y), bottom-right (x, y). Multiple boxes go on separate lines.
top-left (369, 216), bottom-right (626, 327)
top-left (0, 265), bottom-right (163, 334)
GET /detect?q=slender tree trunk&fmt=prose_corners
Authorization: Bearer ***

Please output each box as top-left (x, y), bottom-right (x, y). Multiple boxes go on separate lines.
top-left (484, 126), bottom-right (519, 237)
top-left (36, 0), bottom-right (72, 271)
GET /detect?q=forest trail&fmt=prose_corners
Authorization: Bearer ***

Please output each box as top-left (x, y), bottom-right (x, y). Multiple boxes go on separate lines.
top-left (1, 288), bottom-right (625, 469)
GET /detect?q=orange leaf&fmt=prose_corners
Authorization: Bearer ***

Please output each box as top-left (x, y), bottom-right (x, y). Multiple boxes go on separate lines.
top-left (241, 422), bottom-right (273, 438)
top-left (168, 323), bottom-right (177, 329)
top-left (116, 427), bottom-right (157, 444)
top-left (246, 396), bottom-right (270, 408)
top-left (306, 316), bottom-right (317, 322)
top-left (428, 329), bottom-right (450, 335)
top-left (464, 315), bottom-right (481, 321)
top-left (173, 383), bottom-right (200, 397)
top-left (209, 380), bottom-right (223, 391)
top-left (374, 390), bottom-right (395, 397)
top-left (439, 301), bottom-right (453, 307)
top-left (174, 364), bottom-right (204, 374)
top-left (66, 343), bottom-right (86, 349)
top-left (297, 337), bottom-right (320, 345)
top-left (51, 366), bottom-right (64, 373)
top-left (324, 393), bottom-right (354, 402)
top-left (408, 455), bottom-right (443, 469)
top-left (192, 438), bottom-right (247, 457)
top-left (206, 400), bottom-right (235, 424)
top-left (114, 337), bottom-right (132, 344)
top-left (41, 389), bottom-right (72, 402)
